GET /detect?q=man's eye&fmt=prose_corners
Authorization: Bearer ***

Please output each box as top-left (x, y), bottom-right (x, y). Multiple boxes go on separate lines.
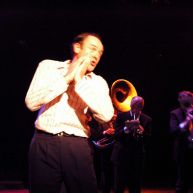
top-left (90, 47), bottom-right (96, 51)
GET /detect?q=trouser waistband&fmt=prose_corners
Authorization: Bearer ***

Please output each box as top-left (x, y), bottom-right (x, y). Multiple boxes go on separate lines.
top-left (36, 129), bottom-right (74, 137)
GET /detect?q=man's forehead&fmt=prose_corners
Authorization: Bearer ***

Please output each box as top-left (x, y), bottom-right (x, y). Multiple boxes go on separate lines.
top-left (85, 36), bottom-right (103, 45)
top-left (132, 103), bottom-right (143, 107)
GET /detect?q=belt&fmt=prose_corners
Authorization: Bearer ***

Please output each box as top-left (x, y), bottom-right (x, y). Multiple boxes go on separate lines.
top-left (36, 129), bottom-right (73, 137)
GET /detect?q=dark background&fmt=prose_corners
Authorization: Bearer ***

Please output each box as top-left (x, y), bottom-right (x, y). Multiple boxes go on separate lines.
top-left (0, 0), bottom-right (193, 188)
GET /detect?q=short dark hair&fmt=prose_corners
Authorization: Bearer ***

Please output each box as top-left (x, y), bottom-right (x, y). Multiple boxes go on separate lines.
top-left (72, 32), bottom-right (102, 45)
top-left (70, 32), bottom-right (103, 56)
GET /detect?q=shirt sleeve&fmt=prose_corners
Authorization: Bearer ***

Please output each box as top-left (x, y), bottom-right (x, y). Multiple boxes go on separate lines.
top-left (75, 74), bottom-right (114, 123)
top-left (25, 60), bottom-right (69, 111)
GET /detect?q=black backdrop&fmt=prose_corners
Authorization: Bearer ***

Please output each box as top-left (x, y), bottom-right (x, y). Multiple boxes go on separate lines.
top-left (0, 0), bottom-right (193, 187)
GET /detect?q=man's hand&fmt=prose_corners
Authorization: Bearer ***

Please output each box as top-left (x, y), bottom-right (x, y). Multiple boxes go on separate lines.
top-left (125, 120), bottom-right (140, 128)
top-left (124, 120), bottom-right (141, 135)
top-left (64, 55), bottom-right (90, 84)
top-left (136, 125), bottom-right (144, 135)
top-left (103, 128), bottom-right (115, 135)
top-left (74, 56), bottom-right (91, 83)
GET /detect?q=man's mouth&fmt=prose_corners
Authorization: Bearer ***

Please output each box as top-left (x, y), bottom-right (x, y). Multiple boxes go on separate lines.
top-left (90, 60), bottom-right (96, 66)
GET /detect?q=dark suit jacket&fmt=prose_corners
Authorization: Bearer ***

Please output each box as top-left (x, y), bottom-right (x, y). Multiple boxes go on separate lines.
top-left (170, 108), bottom-right (193, 160)
top-left (111, 110), bottom-right (152, 165)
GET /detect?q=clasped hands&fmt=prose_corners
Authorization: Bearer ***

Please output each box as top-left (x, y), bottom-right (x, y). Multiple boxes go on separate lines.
top-left (65, 55), bottom-right (91, 84)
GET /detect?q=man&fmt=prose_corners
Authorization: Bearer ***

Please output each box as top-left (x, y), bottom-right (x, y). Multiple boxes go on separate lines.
top-left (111, 96), bottom-right (152, 193)
top-left (170, 90), bottom-right (193, 193)
top-left (25, 32), bottom-right (114, 193)
top-left (88, 109), bottom-right (116, 192)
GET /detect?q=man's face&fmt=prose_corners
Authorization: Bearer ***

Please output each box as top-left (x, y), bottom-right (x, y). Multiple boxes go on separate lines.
top-left (131, 103), bottom-right (143, 115)
top-left (178, 93), bottom-right (193, 109)
top-left (76, 35), bottom-right (104, 73)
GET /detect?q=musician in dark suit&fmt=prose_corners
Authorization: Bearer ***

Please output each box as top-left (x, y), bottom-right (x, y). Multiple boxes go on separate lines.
top-left (89, 110), bottom-right (117, 193)
top-left (169, 90), bottom-right (193, 193)
top-left (111, 96), bottom-right (152, 193)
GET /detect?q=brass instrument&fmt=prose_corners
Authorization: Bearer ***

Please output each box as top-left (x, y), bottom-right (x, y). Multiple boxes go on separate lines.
top-left (124, 113), bottom-right (144, 139)
top-left (111, 79), bottom-right (137, 112)
top-left (92, 121), bottom-right (116, 149)
top-left (92, 79), bottom-right (138, 149)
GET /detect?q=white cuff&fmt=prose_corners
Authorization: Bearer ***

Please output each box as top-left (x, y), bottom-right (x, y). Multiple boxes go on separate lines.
top-left (124, 126), bottom-right (129, 134)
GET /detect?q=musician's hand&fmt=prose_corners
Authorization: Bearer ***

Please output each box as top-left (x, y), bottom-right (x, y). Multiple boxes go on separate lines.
top-left (179, 116), bottom-right (192, 131)
top-left (125, 120), bottom-right (140, 127)
top-left (189, 122), bottom-right (193, 133)
top-left (74, 55), bottom-right (91, 83)
top-left (123, 126), bottom-right (130, 134)
top-left (185, 116), bottom-right (193, 133)
top-left (103, 128), bottom-right (115, 135)
top-left (64, 55), bottom-right (89, 84)
top-left (137, 125), bottom-right (144, 135)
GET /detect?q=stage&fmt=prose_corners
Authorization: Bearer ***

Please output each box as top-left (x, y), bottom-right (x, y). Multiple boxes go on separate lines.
top-left (0, 188), bottom-right (175, 193)
top-left (0, 181), bottom-right (175, 193)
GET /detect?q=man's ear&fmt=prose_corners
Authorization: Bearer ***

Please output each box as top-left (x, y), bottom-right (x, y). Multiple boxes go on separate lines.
top-left (73, 43), bottom-right (81, 54)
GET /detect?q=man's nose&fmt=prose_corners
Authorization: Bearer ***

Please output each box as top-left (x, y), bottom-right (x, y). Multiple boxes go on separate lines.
top-left (90, 54), bottom-right (98, 62)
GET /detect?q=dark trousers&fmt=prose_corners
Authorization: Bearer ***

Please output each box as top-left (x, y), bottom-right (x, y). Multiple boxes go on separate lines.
top-left (175, 148), bottom-right (193, 193)
top-left (28, 131), bottom-right (98, 193)
top-left (113, 153), bottom-right (143, 193)
top-left (100, 147), bottom-right (114, 193)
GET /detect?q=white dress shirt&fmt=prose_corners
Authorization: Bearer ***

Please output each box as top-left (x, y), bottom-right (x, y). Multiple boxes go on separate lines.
top-left (25, 59), bottom-right (114, 137)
